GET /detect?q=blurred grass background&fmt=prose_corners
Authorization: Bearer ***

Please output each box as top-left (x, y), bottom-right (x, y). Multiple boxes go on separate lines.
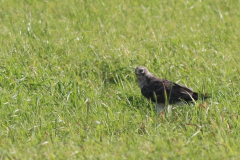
top-left (0, 0), bottom-right (240, 159)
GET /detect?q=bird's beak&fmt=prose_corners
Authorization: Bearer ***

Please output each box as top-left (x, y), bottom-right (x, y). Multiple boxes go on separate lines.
top-left (135, 69), bottom-right (140, 75)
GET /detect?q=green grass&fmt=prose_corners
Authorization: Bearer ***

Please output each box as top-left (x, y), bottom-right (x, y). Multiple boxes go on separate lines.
top-left (1, 0), bottom-right (240, 159)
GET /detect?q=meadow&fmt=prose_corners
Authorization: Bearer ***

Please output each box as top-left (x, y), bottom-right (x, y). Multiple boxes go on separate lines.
top-left (1, 0), bottom-right (240, 159)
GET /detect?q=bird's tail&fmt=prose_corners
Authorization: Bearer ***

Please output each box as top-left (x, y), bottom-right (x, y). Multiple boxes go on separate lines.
top-left (194, 92), bottom-right (209, 100)
top-left (198, 93), bottom-right (210, 100)
top-left (192, 92), bottom-right (198, 100)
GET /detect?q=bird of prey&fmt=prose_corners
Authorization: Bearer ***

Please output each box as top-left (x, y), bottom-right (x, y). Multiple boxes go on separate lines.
top-left (135, 66), bottom-right (207, 113)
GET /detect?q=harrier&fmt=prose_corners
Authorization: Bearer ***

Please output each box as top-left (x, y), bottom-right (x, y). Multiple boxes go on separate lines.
top-left (135, 66), bottom-right (207, 113)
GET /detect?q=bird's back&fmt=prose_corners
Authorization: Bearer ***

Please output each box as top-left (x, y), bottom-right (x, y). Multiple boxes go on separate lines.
top-left (141, 75), bottom-right (199, 104)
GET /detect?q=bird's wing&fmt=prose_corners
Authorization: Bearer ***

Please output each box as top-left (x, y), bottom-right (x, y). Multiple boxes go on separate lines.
top-left (163, 81), bottom-right (198, 103)
top-left (141, 78), bottom-right (198, 104)
top-left (141, 80), bottom-right (164, 103)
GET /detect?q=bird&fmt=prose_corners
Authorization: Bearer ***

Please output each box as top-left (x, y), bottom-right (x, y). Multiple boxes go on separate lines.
top-left (135, 66), bottom-right (207, 113)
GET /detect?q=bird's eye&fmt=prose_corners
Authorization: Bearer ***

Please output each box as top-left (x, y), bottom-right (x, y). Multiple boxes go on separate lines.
top-left (140, 69), bottom-right (144, 74)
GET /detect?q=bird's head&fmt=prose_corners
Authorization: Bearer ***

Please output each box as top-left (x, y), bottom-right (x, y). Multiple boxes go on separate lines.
top-left (135, 66), bottom-right (149, 76)
top-left (135, 66), bottom-right (150, 88)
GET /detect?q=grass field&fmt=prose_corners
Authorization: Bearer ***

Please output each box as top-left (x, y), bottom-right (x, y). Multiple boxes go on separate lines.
top-left (1, 0), bottom-right (240, 159)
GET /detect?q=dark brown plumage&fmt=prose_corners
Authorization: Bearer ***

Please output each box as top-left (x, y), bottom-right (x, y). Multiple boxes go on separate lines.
top-left (135, 66), bottom-right (207, 112)
top-left (140, 77), bottom-right (199, 104)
